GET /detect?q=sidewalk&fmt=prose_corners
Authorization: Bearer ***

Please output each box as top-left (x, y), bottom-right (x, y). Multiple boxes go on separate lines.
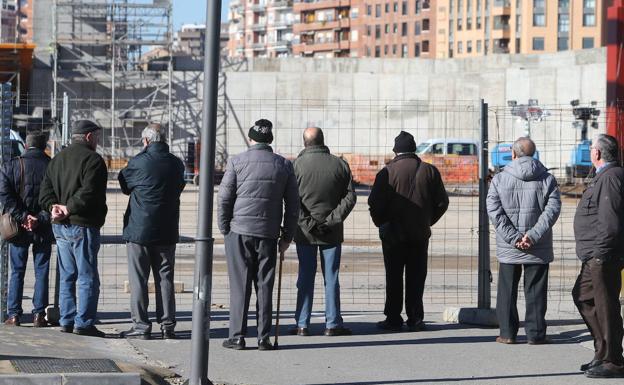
top-left (1, 306), bottom-right (616, 385)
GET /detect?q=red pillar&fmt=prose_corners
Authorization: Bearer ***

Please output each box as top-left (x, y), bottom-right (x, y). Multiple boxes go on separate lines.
top-left (606, 1), bottom-right (624, 153)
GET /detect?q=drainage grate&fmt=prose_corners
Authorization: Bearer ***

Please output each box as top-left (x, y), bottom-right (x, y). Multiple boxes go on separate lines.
top-left (11, 359), bottom-right (121, 374)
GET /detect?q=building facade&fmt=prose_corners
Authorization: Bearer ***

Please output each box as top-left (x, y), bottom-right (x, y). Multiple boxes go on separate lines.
top-left (228, 0), bottom-right (295, 58)
top-left (438, 0), bottom-right (604, 59)
top-left (292, 0), bottom-right (437, 58)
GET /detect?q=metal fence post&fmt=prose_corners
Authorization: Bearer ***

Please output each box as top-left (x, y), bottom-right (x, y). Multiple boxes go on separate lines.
top-left (478, 99), bottom-right (491, 310)
top-left (188, 1), bottom-right (221, 384)
top-left (0, 82), bottom-right (13, 322)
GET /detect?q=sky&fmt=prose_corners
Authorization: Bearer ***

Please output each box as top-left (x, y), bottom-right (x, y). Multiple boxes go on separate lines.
top-left (173, 0), bottom-right (230, 30)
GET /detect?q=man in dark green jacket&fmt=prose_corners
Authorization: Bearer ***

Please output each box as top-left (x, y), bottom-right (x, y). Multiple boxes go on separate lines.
top-left (39, 120), bottom-right (108, 337)
top-left (118, 123), bottom-right (185, 340)
top-left (290, 127), bottom-right (356, 336)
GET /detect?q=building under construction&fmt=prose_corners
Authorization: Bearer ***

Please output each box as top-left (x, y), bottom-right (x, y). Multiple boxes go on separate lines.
top-left (50, 0), bottom-right (173, 160)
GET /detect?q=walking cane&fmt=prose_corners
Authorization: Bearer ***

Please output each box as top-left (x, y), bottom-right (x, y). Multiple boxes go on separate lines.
top-left (274, 250), bottom-right (284, 349)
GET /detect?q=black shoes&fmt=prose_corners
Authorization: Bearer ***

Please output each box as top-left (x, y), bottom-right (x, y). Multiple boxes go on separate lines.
top-left (288, 327), bottom-right (310, 336)
top-left (257, 337), bottom-right (274, 351)
top-left (121, 328), bottom-right (151, 340)
top-left (406, 321), bottom-right (426, 332)
top-left (580, 360), bottom-right (602, 372)
top-left (585, 363), bottom-right (624, 378)
top-left (74, 326), bottom-right (106, 338)
top-left (324, 327), bottom-right (352, 336)
top-left (60, 325), bottom-right (74, 333)
top-left (162, 329), bottom-right (176, 340)
top-left (222, 337), bottom-right (246, 350)
top-left (376, 319), bottom-right (403, 332)
top-left (527, 337), bottom-right (552, 345)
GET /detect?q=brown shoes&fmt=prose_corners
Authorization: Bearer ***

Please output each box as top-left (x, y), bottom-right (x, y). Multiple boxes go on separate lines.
top-left (4, 315), bottom-right (20, 326)
top-left (288, 327), bottom-right (310, 336)
top-left (496, 336), bottom-right (516, 344)
top-left (33, 313), bottom-right (48, 328)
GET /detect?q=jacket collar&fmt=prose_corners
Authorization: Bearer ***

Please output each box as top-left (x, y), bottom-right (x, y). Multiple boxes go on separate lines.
top-left (390, 152), bottom-right (419, 163)
top-left (298, 145), bottom-right (329, 157)
top-left (144, 141), bottom-right (169, 154)
top-left (592, 162), bottom-right (618, 182)
top-left (70, 141), bottom-right (96, 151)
top-left (22, 148), bottom-right (49, 159)
top-left (249, 143), bottom-right (273, 153)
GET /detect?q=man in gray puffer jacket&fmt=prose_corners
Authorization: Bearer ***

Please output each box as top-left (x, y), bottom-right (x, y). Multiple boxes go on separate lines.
top-left (487, 137), bottom-right (561, 345)
top-left (218, 118), bottom-right (299, 351)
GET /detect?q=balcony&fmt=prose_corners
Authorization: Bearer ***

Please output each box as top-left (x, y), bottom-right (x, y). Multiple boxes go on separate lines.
top-left (491, 28), bottom-right (511, 39)
top-left (251, 42), bottom-right (267, 50)
top-left (293, 0), bottom-right (351, 13)
top-left (251, 23), bottom-right (267, 31)
top-left (271, 0), bottom-right (293, 10)
top-left (295, 18), bottom-right (349, 33)
top-left (269, 40), bottom-right (292, 51)
top-left (492, 0), bottom-right (511, 15)
top-left (272, 19), bottom-right (294, 29)
top-left (250, 3), bottom-right (267, 12)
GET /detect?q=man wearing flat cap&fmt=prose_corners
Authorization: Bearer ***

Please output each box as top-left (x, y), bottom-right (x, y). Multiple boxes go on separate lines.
top-left (368, 131), bottom-right (448, 332)
top-left (218, 118), bottom-right (299, 351)
top-left (39, 120), bottom-right (108, 337)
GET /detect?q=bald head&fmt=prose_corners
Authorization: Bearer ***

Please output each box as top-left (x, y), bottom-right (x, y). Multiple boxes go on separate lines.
top-left (303, 127), bottom-right (324, 148)
top-left (512, 137), bottom-right (536, 158)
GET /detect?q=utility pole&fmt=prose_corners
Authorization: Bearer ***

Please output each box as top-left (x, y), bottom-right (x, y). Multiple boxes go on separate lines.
top-left (188, 0), bottom-right (221, 384)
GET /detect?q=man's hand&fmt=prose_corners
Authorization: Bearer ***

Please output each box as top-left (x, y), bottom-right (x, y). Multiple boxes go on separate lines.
top-left (515, 234), bottom-right (532, 250)
top-left (278, 239), bottom-right (290, 256)
top-left (22, 215), bottom-right (39, 231)
top-left (51, 204), bottom-right (70, 221)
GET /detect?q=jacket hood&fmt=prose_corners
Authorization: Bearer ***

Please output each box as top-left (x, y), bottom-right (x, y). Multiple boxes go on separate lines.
top-left (503, 156), bottom-right (548, 181)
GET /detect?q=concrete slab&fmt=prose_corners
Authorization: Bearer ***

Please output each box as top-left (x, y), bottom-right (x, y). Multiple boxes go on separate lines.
top-left (61, 373), bottom-right (140, 385)
top-left (0, 374), bottom-right (62, 385)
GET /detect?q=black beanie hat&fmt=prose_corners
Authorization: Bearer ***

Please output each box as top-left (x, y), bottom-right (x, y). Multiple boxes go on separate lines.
top-left (393, 130), bottom-right (416, 153)
top-left (248, 119), bottom-right (273, 143)
top-left (73, 120), bottom-right (101, 135)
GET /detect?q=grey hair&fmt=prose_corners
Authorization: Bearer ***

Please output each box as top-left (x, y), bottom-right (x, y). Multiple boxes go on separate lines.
top-left (512, 137), bottom-right (536, 157)
top-left (141, 123), bottom-right (164, 143)
top-left (71, 133), bottom-right (88, 143)
top-left (25, 133), bottom-right (48, 150)
top-left (594, 134), bottom-right (619, 162)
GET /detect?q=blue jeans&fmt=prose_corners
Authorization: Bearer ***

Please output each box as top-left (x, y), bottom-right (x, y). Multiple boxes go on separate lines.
top-left (7, 241), bottom-right (52, 317)
top-left (53, 224), bottom-right (101, 329)
top-left (295, 244), bottom-right (343, 329)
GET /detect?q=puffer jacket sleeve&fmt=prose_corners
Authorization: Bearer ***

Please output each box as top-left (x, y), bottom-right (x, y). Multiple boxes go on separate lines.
top-left (217, 158), bottom-right (237, 235)
top-left (592, 172), bottom-right (624, 260)
top-left (281, 160), bottom-right (300, 243)
top-left (0, 160), bottom-right (26, 223)
top-left (487, 176), bottom-right (522, 245)
top-left (525, 175), bottom-right (561, 245)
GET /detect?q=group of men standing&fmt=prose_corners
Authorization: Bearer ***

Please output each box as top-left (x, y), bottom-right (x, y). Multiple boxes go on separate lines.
top-left (1, 121), bottom-right (185, 340)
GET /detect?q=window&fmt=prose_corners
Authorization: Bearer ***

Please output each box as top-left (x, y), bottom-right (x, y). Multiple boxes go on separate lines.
top-left (467, 17), bottom-right (472, 30)
top-left (367, 25), bottom-right (371, 36)
top-left (415, 42), bottom-right (421, 57)
top-left (392, 45), bottom-right (397, 55)
top-left (423, 19), bottom-right (430, 31)
top-left (448, 143), bottom-right (476, 155)
top-left (558, 13), bottom-right (569, 32)
top-left (458, 41), bottom-right (463, 53)
top-left (375, 46), bottom-right (381, 57)
top-left (366, 46), bottom-right (371, 56)
top-left (375, 25), bottom-right (381, 39)
top-left (367, 5), bottom-right (372, 15)
top-left (557, 37), bottom-right (568, 51)
top-left (402, 1), bottom-right (408, 15)
top-left (385, 24), bottom-right (390, 33)
top-left (402, 44), bottom-right (408, 57)
top-left (402, 22), bottom-right (408, 36)
top-left (351, 7), bottom-right (359, 19)
top-left (533, 0), bottom-right (545, 26)
top-left (448, 42), bottom-right (453, 58)
top-left (582, 37), bottom-right (594, 49)
top-left (415, 21), bottom-right (421, 35)
top-left (394, 2), bottom-right (399, 12)
top-left (423, 0), bottom-right (430, 9)
top-left (583, 13), bottom-right (596, 27)
top-left (432, 143), bottom-right (444, 154)
top-left (559, 0), bottom-right (569, 9)
top-left (532, 37), bottom-right (544, 50)
top-left (477, 39), bottom-right (482, 52)
top-left (385, 3), bottom-right (390, 13)
top-left (415, 0), bottom-right (421, 14)
top-left (422, 40), bottom-right (430, 52)
top-left (376, 4), bottom-right (381, 17)
top-left (393, 23), bottom-right (398, 33)
top-left (467, 40), bottom-right (473, 53)
top-left (457, 18), bottom-right (463, 31)
top-left (476, 16), bottom-right (481, 29)
top-left (384, 45), bottom-right (389, 55)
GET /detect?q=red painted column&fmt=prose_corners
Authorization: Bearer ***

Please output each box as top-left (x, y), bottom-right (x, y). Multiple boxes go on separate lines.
top-left (606, 0), bottom-right (624, 153)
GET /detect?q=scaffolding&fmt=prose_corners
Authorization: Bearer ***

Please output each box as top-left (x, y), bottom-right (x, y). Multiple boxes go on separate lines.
top-left (52, 0), bottom-right (173, 159)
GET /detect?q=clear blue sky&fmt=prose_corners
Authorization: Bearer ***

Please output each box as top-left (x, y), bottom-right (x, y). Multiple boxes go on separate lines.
top-left (173, 1), bottom-right (229, 30)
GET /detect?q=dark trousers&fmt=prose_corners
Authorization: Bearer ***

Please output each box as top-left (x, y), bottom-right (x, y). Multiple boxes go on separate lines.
top-left (572, 258), bottom-right (624, 366)
top-left (381, 239), bottom-right (428, 325)
top-left (126, 242), bottom-right (176, 332)
top-left (496, 263), bottom-right (549, 341)
top-left (225, 232), bottom-right (277, 340)
top-left (7, 240), bottom-right (52, 317)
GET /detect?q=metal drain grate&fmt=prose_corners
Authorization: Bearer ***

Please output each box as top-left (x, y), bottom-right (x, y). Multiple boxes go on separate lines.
top-left (11, 359), bottom-right (121, 374)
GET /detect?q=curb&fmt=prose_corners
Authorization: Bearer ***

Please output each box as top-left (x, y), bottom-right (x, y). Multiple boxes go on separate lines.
top-left (0, 372), bottom-right (140, 385)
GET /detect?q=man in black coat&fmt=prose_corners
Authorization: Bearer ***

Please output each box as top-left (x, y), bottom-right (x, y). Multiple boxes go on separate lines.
top-left (368, 131), bottom-right (448, 332)
top-left (118, 123), bottom-right (185, 340)
top-left (0, 132), bottom-right (53, 327)
top-left (573, 134), bottom-right (624, 378)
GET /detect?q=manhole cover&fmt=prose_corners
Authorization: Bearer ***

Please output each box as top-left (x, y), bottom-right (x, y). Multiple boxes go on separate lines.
top-left (11, 359), bottom-right (121, 373)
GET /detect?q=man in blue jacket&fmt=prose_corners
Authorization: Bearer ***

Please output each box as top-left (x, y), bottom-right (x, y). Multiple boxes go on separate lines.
top-left (118, 123), bottom-right (185, 340)
top-left (0, 132), bottom-right (53, 327)
top-left (487, 137), bottom-right (561, 345)
top-left (218, 119), bottom-right (299, 351)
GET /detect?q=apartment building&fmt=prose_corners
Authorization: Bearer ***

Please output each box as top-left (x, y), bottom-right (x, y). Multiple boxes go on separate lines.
top-left (228, 0), bottom-right (295, 58)
top-left (292, 0), bottom-right (437, 58)
top-left (438, 0), bottom-right (604, 59)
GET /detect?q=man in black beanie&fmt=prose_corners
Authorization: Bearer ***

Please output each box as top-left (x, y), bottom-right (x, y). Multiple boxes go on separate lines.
top-left (368, 130), bottom-right (448, 332)
top-left (39, 119), bottom-right (108, 337)
top-left (218, 118), bottom-right (299, 350)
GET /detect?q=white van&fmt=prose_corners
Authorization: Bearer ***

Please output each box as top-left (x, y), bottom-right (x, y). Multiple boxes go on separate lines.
top-left (416, 138), bottom-right (478, 156)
